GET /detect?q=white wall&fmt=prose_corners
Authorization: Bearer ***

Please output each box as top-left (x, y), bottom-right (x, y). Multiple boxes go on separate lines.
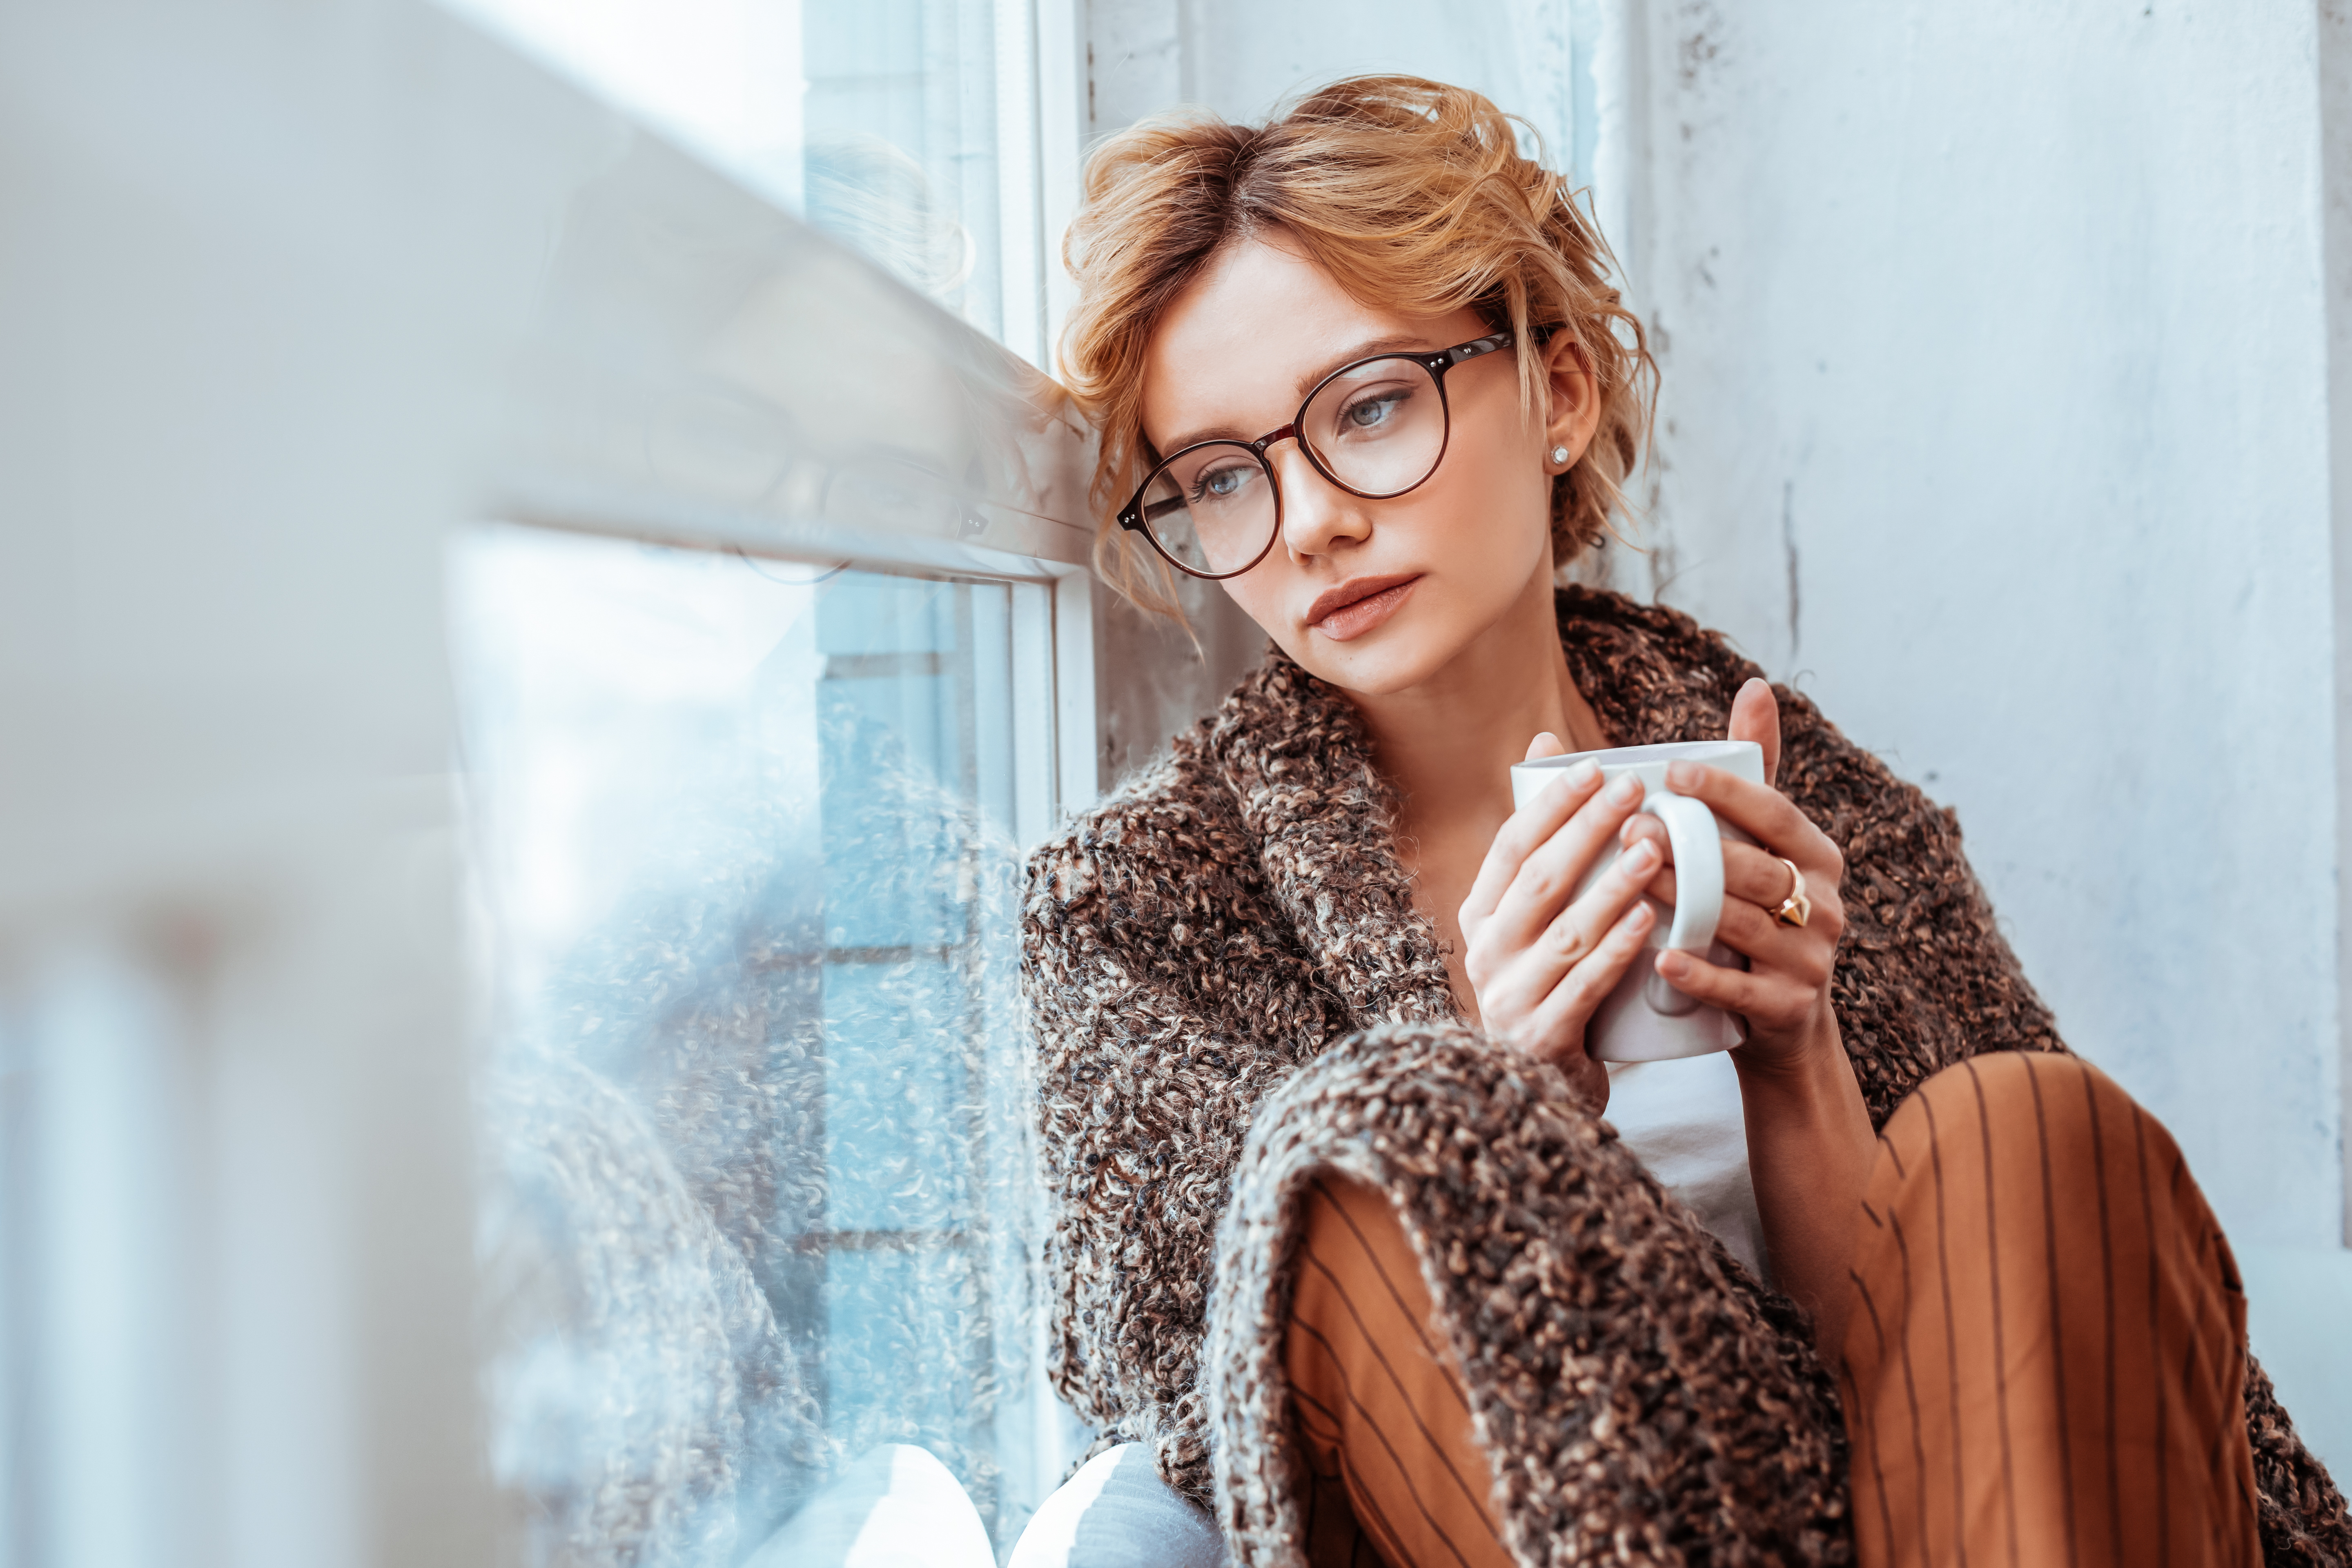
top-left (1624, 0), bottom-right (2346, 1256)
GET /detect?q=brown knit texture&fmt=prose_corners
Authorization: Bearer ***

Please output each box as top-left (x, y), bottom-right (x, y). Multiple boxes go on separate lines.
top-left (2250, 1356), bottom-right (2352, 1565)
top-left (1210, 1023), bottom-right (1849, 1565)
top-left (1019, 585), bottom-right (2346, 1562)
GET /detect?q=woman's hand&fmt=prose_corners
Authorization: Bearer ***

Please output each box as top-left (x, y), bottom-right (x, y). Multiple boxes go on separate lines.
top-left (1455, 742), bottom-right (1664, 1111)
top-left (1621, 677), bottom-right (1847, 1074)
top-left (1625, 677), bottom-right (1871, 1350)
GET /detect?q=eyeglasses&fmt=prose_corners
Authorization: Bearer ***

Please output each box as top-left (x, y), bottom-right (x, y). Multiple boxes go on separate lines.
top-left (1117, 332), bottom-right (1515, 580)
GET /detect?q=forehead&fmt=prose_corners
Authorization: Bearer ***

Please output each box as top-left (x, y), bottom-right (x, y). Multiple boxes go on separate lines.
top-left (1138, 237), bottom-right (1461, 445)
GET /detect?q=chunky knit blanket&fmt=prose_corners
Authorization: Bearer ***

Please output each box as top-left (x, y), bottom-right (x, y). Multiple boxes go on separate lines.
top-left (1021, 586), bottom-right (2349, 1564)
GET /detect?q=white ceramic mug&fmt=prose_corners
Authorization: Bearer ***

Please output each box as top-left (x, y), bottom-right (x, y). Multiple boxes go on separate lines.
top-left (1507, 739), bottom-right (1766, 1062)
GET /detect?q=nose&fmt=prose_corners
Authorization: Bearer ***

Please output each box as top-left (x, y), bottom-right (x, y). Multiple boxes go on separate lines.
top-left (1270, 441), bottom-right (1371, 560)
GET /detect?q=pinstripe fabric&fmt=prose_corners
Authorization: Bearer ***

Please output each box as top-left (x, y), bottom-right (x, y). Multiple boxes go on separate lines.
top-left (1285, 1056), bottom-right (2260, 1568)
top-left (1286, 1177), bottom-right (1512, 1568)
top-left (1839, 1053), bottom-right (2259, 1568)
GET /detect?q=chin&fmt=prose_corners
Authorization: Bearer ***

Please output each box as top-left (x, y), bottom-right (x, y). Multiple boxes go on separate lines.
top-left (1282, 621), bottom-right (1461, 698)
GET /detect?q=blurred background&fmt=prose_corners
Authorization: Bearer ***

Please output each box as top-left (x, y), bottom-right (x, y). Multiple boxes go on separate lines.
top-left (1, 0), bottom-right (2346, 1564)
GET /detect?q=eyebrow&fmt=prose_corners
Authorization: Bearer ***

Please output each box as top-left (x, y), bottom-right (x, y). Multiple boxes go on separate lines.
top-left (1156, 334), bottom-right (1443, 456)
top-left (1292, 334), bottom-right (1435, 398)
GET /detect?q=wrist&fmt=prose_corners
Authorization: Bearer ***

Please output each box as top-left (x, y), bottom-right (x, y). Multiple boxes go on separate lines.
top-left (1731, 1011), bottom-right (1846, 1098)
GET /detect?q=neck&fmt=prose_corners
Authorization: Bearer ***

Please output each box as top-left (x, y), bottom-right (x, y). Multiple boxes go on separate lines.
top-left (1345, 568), bottom-right (1606, 846)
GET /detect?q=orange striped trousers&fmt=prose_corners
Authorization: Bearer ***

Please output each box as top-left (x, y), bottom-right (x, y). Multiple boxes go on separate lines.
top-left (1283, 1053), bottom-right (2258, 1568)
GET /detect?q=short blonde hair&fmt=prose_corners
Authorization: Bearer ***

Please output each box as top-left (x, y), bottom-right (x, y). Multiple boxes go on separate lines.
top-left (1059, 75), bottom-right (1657, 615)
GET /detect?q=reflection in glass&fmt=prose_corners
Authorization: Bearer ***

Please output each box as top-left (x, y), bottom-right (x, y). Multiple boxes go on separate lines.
top-left (453, 524), bottom-right (1047, 1563)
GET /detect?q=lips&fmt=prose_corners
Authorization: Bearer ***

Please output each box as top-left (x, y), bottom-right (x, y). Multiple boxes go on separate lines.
top-left (1305, 574), bottom-right (1421, 641)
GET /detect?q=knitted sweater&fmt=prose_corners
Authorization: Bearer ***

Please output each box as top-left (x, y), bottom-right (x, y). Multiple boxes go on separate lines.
top-left (1020, 586), bottom-right (2348, 1563)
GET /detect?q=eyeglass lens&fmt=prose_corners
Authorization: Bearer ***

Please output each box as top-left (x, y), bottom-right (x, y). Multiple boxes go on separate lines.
top-left (1137, 355), bottom-right (1450, 576)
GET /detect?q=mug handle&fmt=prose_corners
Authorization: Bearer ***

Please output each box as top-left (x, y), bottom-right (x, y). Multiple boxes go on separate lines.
top-left (1641, 792), bottom-right (1723, 1017)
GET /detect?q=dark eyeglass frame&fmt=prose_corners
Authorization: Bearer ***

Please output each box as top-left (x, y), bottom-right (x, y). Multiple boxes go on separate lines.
top-left (1116, 330), bottom-right (1516, 580)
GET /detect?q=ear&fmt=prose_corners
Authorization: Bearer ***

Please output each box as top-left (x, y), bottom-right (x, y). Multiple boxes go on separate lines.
top-left (1540, 330), bottom-right (1604, 470)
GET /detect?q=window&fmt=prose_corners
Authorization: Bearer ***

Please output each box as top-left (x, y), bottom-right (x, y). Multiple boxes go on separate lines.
top-left (438, 0), bottom-right (1056, 361)
top-left (455, 531), bottom-right (1069, 1556)
top-left (433, 0), bottom-right (1096, 1558)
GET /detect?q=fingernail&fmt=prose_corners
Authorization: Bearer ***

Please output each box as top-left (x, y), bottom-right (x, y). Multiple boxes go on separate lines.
top-left (1606, 773), bottom-right (1643, 804)
top-left (1655, 949), bottom-right (1685, 977)
top-left (1666, 761), bottom-right (1699, 791)
top-left (1566, 759), bottom-right (1601, 790)
top-left (1620, 840), bottom-right (1659, 876)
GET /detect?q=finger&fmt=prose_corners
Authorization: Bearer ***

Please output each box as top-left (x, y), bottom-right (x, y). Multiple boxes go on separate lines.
top-left (1718, 840), bottom-right (1817, 909)
top-left (1621, 793), bottom-right (1831, 903)
top-left (1728, 677), bottom-right (1781, 787)
top-left (1707, 895), bottom-right (1838, 978)
top-left (1622, 800), bottom-right (1824, 916)
top-left (1662, 759), bottom-right (1835, 867)
top-left (1479, 835), bottom-right (1660, 1016)
top-left (1653, 945), bottom-right (1813, 1027)
top-left (1459, 758), bottom-right (1604, 927)
top-left (1525, 730), bottom-right (1568, 762)
top-left (1521, 899), bottom-right (1658, 1055)
top-left (1620, 813), bottom-right (1669, 857)
top-left (1483, 771), bottom-right (1650, 952)
top-left (1636, 864), bottom-right (1841, 968)
top-left (1635, 839), bottom-right (1806, 906)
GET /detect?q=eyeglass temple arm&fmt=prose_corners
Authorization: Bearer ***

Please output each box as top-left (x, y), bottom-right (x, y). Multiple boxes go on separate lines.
top-left (1435, 331), bottom-right (1514, 369)
top-left (1119, 491), bottom-right (1195, 530)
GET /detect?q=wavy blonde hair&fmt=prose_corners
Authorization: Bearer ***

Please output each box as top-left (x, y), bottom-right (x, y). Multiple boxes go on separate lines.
top-left (1059, 75), bottom-right (1657, 616)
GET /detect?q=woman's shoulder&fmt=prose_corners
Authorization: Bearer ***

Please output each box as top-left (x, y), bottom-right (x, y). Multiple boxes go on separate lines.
top-left (1023, 648), bottom-right (1346, 904)
top-left (1021, 684), bottom-right (1273, 944)
top-left (1023, 742), bottom-right (1232, 912)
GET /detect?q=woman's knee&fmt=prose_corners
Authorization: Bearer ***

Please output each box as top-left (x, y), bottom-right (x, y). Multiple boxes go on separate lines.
top-left (1914, 1046), bottom-right (2122, 1116)
top-left (1284, 1172), bottom-right (1439, 1441)
top-left (1889, 1050), bottom-right (2158, 1185)
top-left (1868, 1051), bottom-right (2221, 1294)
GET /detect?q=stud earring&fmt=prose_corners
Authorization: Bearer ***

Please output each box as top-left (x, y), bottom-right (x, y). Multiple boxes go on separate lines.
top-left (1549, 445), bottom-right (1570, 466)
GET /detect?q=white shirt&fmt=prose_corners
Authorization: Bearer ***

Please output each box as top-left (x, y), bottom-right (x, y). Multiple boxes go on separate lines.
top-left (1604, 1051), bottom-right (1769, 1283)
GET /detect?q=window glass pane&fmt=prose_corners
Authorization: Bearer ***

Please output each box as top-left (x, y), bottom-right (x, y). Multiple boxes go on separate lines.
top-left (452, 523), bottom-right (1049, 1561)
top-left (436, 0), bottom-right (1041, 345)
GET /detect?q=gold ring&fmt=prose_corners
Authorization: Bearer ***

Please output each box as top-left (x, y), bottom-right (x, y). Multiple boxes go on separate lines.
top-left (1771, 858), bottom-right (1812, 928)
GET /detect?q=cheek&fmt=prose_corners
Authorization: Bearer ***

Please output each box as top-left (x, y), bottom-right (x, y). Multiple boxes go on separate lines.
top-left (1217, 566), bottom-right (1288, 636)
top-left (1415, 442), bottom-right (1555, 575)
top-left (1450, 410), bottom-right (1551, 515)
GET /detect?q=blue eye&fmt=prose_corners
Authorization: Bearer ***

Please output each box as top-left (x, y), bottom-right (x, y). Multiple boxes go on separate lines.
top-left (1191, 463), bottom-right (1256, 503)
top-left (1343, 389), bottom-right (1409, 430)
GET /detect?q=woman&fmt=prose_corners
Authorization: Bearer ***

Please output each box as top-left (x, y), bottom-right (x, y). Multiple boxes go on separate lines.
top-left (1020, 77), bottom-right (2348, 1567)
